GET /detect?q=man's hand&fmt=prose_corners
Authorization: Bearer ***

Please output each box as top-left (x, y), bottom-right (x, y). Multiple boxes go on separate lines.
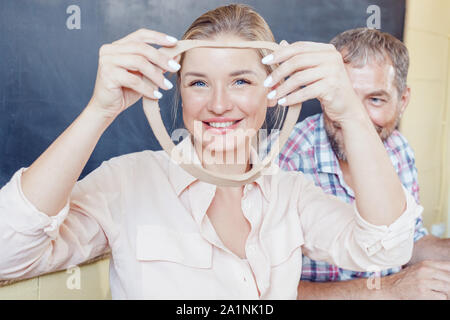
top-left (298, 261), bottom-right (450, 300)
top-left (408, 235), bottom-right (450, 265)
top-left (382, 260), bottom-right (450, 299)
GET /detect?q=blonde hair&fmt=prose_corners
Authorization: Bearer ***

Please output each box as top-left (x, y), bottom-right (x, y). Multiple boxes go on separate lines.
top-left (171, 4), bottom-right (285, 130)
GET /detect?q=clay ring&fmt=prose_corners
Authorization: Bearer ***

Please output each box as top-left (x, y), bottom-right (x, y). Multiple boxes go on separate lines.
top-left (142, 40), bottom-right (302, 187)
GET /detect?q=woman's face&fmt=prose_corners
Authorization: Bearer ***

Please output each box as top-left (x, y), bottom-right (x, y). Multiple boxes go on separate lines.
top-left (180, 34), bottom-right (272, 156)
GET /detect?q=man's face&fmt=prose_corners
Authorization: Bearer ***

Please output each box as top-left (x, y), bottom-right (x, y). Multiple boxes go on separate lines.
top-left (323, 57), bottom-right (410, 160)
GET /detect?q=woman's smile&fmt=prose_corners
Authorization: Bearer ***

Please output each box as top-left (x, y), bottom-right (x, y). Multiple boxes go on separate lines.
top-left (202, 117), bottom-right (244, 134)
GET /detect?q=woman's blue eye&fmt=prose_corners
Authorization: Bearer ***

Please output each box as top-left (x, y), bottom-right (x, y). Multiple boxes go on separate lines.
top-left (192, 81), bottom-right (206, 87)
top-left (235, 79), bottom-right (249, 86)
top-left (190, 79), bottom-right (249, 87)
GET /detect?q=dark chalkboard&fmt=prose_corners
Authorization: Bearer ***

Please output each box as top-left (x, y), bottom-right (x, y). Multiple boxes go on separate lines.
top-left (0, 0), bottom-right (405, 186)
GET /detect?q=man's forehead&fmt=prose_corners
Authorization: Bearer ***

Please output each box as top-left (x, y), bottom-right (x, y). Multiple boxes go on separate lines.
top-left (346, 61), bottom-right (396, 94)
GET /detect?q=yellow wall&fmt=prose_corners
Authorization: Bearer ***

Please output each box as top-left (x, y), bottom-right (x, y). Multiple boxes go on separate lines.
top-left (401, 0), bottom-right (450, 235)
top-left (0, 258), bottom-right (111, 300)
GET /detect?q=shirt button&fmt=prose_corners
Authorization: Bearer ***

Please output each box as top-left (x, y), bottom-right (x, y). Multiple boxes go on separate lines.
top-left (247, 184), bottom-right (254, 191)
top-left (242, 201), bottom-right (251, 211)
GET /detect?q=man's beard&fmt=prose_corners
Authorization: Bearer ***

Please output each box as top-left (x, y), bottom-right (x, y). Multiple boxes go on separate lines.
top-left (374, 116), bottom-right (401, 141)
top-left (323, 113), bottom-right (401, 162)
top-left (323, 118), bottom-right (348, 161)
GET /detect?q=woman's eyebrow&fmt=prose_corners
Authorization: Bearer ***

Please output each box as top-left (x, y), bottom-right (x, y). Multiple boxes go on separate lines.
top-left (183, 70), bottom-right (257, 77)
top-left (184, 72), bottom-right (206, 78)
top-left (229, 70), bottom-right (257, 77)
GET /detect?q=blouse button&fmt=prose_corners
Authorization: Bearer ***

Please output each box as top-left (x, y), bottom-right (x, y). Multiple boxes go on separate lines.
top-left (242, 201), bottom-right (251, 211)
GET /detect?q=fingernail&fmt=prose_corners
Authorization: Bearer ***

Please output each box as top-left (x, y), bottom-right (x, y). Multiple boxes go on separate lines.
top-left (154, 90), bottom-right (163, 99)
top-left (278, 97), bottom-right (287, 105)
top-left (168, 59), bottom-right (181, 72)
top-left (263, 76), bottom-right (273, 88)
top-left (164, 78), bottom-right (173, 90)
top-left (267, 90), bottom-right (277, 99)
top-left (261, 54), bottom-right (273, 64)
top-left (166, 35), bottom-right (178, 43)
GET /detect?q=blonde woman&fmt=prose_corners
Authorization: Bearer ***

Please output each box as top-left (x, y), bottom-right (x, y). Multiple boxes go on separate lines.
top-left (0, 4), bottom-right (420, 299)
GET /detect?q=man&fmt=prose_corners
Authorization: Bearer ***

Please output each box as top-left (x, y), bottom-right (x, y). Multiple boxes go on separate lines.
top-left (277, 28), bottom-right (450, 299)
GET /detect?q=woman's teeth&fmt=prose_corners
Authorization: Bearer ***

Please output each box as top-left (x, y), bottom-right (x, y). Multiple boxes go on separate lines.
top-left (208, 121), bottom-right (236, 128)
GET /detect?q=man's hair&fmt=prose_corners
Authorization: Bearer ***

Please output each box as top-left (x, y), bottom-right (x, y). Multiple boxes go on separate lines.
top-left (330, 28), bottom-right (409, 96)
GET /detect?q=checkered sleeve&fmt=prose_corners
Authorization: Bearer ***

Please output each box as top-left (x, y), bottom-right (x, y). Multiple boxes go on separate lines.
top-left (387, 133), bottom-right (428, 241)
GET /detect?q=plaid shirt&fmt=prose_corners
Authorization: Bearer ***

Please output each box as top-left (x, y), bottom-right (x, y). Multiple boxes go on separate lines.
top-left (276, 113), bottom-right (428, 282)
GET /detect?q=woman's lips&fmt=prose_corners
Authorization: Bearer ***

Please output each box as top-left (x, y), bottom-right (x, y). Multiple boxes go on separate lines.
top-left (202, 119), bottom-right (243, 134)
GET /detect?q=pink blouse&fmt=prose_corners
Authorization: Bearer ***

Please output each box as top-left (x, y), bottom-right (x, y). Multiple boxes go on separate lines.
top-left (0, 137), bottom-right (422, 299)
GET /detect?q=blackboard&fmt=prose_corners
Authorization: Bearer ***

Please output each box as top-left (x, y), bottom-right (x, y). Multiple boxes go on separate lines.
top-left (0, 0), bottom-right (406, 186)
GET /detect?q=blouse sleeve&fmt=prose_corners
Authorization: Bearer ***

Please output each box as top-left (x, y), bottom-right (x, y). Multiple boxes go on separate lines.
top-left (0, 157), bottom-right (126, 280)
top-left (297, 175), bottom-right (423, 272)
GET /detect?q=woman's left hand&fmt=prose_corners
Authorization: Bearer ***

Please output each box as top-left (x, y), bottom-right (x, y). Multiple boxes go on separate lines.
top-left (264, 42), bottom-right (407, 228)
top-left (262, 41), bottom-right (364, 124)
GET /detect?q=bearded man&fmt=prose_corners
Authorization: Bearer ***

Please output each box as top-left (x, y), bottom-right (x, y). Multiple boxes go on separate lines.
top-left (277, 28), bottom-right (450, 299)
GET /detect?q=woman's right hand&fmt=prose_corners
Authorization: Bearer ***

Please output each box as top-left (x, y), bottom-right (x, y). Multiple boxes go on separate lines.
top-left (20, 29), bottom-right (181, 218)
top-left (87, 28), bottom-right (181, 119)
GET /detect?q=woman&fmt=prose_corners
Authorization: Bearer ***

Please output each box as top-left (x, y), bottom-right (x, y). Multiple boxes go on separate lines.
top-left (0, 4), bottom-right (420, 299)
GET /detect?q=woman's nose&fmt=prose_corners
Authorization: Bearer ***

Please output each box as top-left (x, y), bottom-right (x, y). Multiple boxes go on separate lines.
top-left (207, 86), bottom-right (233, 115)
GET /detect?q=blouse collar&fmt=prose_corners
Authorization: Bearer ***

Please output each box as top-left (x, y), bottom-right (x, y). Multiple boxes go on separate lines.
top-left (167, 135), bottom-right (271, 200)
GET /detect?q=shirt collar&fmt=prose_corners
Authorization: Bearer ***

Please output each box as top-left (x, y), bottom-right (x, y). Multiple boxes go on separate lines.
top-left (168, 135), bottom-right (270, 201)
